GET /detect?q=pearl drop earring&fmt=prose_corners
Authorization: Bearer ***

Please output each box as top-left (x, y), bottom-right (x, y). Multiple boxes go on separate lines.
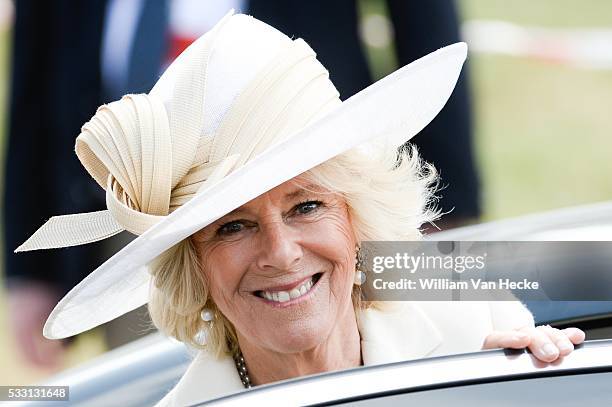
top-left (354, 270), bottom-right (365, 285)
top-left (355, 246), bottom-right (365, 285)
top-left (200, 308), bottom-right (214, 322)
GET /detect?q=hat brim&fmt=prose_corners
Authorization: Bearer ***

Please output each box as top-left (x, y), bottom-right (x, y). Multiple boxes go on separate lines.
top-left (43, 42), bottom-right (468, 339)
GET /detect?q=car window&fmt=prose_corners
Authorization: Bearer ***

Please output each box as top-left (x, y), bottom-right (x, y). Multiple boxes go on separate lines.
top-left (334, 371), bottom-right (612, 406)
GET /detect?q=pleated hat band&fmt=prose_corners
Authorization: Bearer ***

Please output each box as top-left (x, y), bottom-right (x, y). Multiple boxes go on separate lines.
top-left (16, 19), bottom-right (340, 252)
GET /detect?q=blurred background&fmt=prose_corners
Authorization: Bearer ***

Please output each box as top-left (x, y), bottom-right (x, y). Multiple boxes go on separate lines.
top-left (0, 0), bottom-right (611, 386)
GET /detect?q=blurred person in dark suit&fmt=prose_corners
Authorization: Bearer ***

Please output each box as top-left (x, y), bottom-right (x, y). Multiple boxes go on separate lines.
top-left (3, 0), bottom-right (170, 368)
top-left (248, 0), bottom-right (481, 231)
top-left (5, 0), bottom-right (109, 368)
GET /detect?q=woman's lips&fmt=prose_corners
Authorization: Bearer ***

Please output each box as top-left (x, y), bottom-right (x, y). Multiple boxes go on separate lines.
top-left (254, 272), bottom-right (323, 305)
top-left (258, 274), bottom-right (315, 293)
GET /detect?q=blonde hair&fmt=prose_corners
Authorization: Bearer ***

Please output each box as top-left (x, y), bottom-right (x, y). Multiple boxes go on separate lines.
top-left (148, 143), bottom-right (440, 357)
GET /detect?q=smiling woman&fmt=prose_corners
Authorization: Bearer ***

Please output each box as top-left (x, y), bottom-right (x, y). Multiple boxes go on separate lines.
top-left (149, 143), bottom-right (437, 363)
top-left (148, 138), bottom-right (436, 384)
top-left (15, 10), bottom-right (584, 407)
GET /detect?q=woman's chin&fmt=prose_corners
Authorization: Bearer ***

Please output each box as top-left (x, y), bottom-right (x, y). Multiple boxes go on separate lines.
top-left (262, 322), bottom-right (331, 353)
top-left (248, 308), bottom-right (335, 353)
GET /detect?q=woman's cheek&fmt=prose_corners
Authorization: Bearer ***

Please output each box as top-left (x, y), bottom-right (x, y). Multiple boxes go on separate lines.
top-left (199, 245), bottom-right (243, 307)
top-left (313, 223), bottom-right (355, 298)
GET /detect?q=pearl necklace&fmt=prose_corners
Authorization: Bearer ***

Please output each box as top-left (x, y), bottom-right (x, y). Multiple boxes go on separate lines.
top-left (233, 349), bottom-right (252, 388)
top-left (233, 347), bottom-right (364, 389)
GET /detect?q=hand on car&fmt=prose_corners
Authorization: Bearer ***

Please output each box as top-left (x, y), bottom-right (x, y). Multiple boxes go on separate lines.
top-left (482, 325), bottom-right (585, 362)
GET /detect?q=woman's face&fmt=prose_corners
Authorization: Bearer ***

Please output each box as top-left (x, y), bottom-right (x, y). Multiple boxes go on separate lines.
top-left (192, 175), bottom-right (357, 353)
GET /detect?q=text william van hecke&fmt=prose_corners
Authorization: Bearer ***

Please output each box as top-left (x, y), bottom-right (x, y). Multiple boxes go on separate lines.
top-left (373, 278), bottom-right (539, 290)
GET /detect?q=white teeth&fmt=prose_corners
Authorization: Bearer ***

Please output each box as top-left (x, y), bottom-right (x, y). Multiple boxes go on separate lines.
top-left (262, 275), bottom-right (318, 303)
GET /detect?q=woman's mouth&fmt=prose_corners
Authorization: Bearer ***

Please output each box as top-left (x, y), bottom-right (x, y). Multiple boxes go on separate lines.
top-left (254, 273), bottom-right (323, 303)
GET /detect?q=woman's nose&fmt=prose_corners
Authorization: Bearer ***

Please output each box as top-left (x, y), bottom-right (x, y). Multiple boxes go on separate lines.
top-left (255, 221), bottom-right (303, 271)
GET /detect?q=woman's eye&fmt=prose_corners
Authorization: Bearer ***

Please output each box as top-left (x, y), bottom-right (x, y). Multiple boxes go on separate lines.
top-left (295, 200), bottom-right (322, 215)
top-left (217, 221), bottom-right (245, 236)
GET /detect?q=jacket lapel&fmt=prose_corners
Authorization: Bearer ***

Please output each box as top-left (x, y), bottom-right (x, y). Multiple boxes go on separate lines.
top-left (170, 350), bottom-right (243, 406)
top-left (359, 302), bottom-right (443, 365)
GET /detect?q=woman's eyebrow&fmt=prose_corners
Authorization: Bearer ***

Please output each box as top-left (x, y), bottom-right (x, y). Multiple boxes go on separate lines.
top-left (221, 207), bottom-right (248, 218)
top-left (220, 183), bottom-right (325, 218)
top-left (285, 183), bottom-right (324, 201)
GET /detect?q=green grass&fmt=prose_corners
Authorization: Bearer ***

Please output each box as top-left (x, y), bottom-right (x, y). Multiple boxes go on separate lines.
top-left (358, 0), bottom-right (612, 219)
top-left (461, 0), bottom-right (612, 218)
top-left (471, 54), bottom-right (612, 219)
top-left (460, 0), bottom-right (612, 27)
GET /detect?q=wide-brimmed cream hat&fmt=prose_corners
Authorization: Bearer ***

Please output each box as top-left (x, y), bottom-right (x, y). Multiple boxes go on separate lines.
top-left (17, 11), bottom-right (467, 339)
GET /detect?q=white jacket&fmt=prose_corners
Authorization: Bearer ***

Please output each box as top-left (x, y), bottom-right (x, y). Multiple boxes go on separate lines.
top-left (156, 301), bottom-right (534, 406)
